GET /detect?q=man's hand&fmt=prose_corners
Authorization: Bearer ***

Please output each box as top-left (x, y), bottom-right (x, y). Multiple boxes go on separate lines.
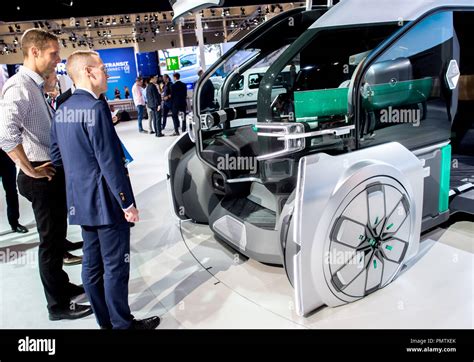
top-left (124, 206), bottom-right (139, 223)
top-left (33, 162), bottom-right (56, 181)
top-left (157, 106), bottom-right (161, 112)
top-left (7, 145), bottom-right (56, 181)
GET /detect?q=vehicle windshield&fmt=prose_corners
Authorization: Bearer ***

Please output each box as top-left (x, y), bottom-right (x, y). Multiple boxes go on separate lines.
top-left (198, 8), bottom-right (326, 115)
top-left (258, 23), bottom-right (402, 127)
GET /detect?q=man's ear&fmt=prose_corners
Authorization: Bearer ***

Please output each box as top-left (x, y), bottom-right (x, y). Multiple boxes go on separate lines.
top-left (30, 46), bottom-right (39, 58)
top-left (85, 66), bottom-right (94, 79)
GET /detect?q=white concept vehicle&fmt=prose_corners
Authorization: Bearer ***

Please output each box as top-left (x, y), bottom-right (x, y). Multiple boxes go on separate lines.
top-left (167, 0), bottom-right (474, 316)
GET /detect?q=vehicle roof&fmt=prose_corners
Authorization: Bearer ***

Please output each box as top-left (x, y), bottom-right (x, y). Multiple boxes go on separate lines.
top-left (310, 0), bottom-right (474, 29)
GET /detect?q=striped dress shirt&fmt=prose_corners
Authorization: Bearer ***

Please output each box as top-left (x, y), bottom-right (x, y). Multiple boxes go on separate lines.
top-left (0, 66), bottom-right (55, 162)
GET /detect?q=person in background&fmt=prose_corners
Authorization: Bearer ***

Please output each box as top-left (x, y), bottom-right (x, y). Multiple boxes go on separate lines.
top-left (146, 75), bottom-right (163, 137)
top-left (0, 28), bottom-right (91, 321)
top-left (0, 149), bottom-right (28, 233)
top-left (171, 73), bottom-right (187, 136)
top-left (197, 69), bottom-right (215, 111)
top-left (142, 78), bottom-right (152, 133)
top-left (157, 76), bottom-right (164, 91)
top-left (114, 87), bottom-right (121, 99)
top-left (50, 50), bottom-right (160, 330)
top-left (131, 76), bottom-right (146, 133)
top-left (55, 83), bottom-right (75, 109)
top-left (161, 74), bottom-right (172, 131)
top-left (124, 86), bottom-right (130, 99)
top-left (43, 71), bottom-right (59, 109)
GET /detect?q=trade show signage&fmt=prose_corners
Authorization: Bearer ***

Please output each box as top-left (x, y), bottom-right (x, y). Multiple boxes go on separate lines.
top-left (166, 56), bottom-right (180, 71)
top-left (97, 47), bottom-right (138, 100)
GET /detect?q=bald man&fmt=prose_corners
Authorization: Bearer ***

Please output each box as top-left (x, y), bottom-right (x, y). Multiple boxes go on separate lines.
top-left (50, 50), bottom-right (160, 330)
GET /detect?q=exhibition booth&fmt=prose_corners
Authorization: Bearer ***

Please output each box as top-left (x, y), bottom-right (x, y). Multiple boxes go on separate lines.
top-left (0, 1), bottom-right (472, 357)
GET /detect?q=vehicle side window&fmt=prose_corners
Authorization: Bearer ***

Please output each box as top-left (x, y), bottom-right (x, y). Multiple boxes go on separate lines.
top-left (230, 75), bottom-right (244, 91)
top-left (248, 73), bottom-right (263, 89)
top-left (359, 11), bottom-right (454, 150)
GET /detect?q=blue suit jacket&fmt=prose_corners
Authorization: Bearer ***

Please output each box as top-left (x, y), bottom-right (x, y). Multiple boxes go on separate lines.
top-left (50, 89), bottom-right (135, 226)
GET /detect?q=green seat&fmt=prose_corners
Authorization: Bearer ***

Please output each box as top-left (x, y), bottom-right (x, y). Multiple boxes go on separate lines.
top-left (294, 87), bottom-right (349, 121)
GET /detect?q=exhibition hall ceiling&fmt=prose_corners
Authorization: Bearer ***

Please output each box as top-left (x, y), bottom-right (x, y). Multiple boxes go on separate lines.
top-left (0, 2), bottom-right (315, 58)
top-left (0, 0), bottom-right (309, 21)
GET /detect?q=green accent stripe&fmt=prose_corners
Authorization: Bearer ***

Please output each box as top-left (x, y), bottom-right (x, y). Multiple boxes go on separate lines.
top-left (386, 223), bottom-right (394, 230)
top-left (439, 144), bottom-right (452, 213)
top-left (385, 245), bottom-right (393, 251)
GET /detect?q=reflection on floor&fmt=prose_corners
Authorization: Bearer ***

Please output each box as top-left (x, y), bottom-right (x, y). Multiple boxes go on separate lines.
top-left (0, 120), bottom-right (472, 329)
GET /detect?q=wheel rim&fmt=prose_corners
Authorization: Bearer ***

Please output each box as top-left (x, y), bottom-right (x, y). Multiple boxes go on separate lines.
top-left (328, 183), bottom-right (411, 299)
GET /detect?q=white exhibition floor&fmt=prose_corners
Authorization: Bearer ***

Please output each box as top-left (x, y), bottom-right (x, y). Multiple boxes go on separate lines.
top-left (0, 120), bottom-right (473, 329)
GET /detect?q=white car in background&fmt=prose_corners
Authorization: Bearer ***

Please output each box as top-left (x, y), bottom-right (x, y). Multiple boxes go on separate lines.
top-left (216, 65), bottom-right (298, 107)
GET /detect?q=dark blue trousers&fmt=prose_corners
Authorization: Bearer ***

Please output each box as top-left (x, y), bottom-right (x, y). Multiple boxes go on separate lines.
top-left (162, 102), bottom-right (172, 130)
top-left (81, 222), bottom-right (133, 329)
top-left (137, 105), bottom-right (145, 132)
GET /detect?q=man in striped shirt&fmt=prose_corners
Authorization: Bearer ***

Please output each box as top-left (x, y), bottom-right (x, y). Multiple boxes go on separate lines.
top-left (0, 29), bottom-right (92, 321)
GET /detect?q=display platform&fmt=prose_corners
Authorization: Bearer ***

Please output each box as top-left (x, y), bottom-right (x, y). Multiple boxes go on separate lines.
top-left (0, 122), bottom-right (472, 329)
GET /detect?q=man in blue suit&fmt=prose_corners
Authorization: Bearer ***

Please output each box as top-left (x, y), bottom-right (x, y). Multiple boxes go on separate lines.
top-left (50, 50), bottom-right (160, 330)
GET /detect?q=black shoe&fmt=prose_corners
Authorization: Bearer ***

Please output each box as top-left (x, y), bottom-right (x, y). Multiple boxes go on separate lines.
top-left (64, 239), bottom-right (83, 252)
top-left (156, 133), bottom-right (164, 137)
top-left (139, 129), bottom-right (146, 133)
top-left (11, 224), bottom-right (28, 233)
top-left (63, 252), bottom-right (82, 266)
top-left (170, 132), bottom-right (180, 136)
top-left (66, 283), bottom-right (85, 299)
top-left (129, 316), bottom-right (160, 330)
top-left (150, 131), bottom-right (156, 134)
top-left (49, 304), bottom-right (93, 321)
